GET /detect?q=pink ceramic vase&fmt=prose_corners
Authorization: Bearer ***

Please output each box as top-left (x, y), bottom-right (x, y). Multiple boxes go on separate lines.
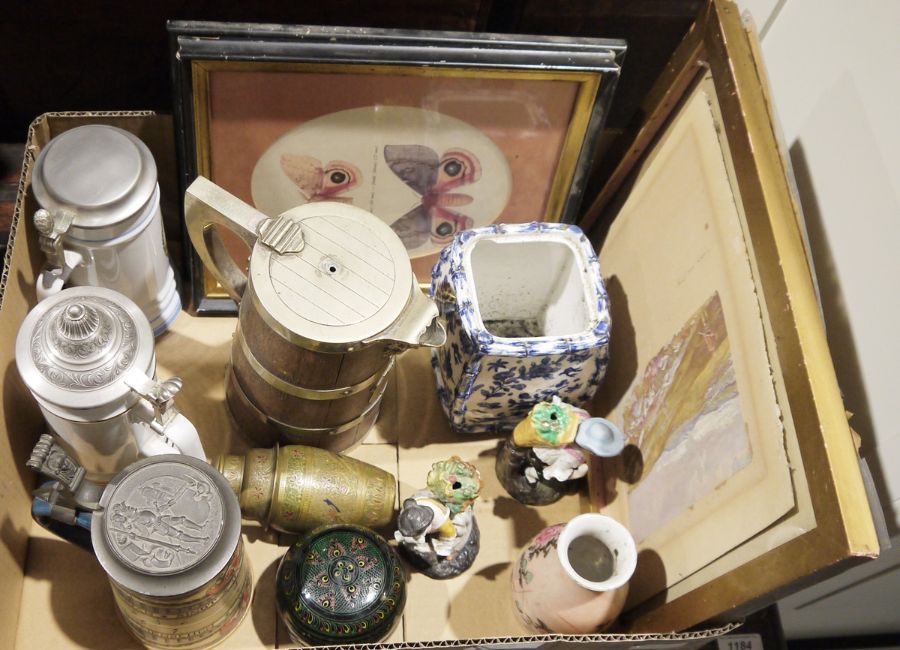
top-left (512, 513), bottom-right (636, 634)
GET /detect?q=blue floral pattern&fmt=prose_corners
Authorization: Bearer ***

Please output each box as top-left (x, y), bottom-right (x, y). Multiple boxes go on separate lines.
top-left (431, 222), bottom-right (611, 434)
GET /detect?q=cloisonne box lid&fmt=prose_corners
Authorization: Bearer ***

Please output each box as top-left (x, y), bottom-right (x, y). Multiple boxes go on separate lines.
top-left (276, 524), bottom-right (406, 646)
top-left (0, 1), bottom-right (880, 648)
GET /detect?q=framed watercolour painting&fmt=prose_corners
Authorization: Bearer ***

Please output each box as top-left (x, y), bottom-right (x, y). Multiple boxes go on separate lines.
top-left (169, 22), bottom-right (625, 313)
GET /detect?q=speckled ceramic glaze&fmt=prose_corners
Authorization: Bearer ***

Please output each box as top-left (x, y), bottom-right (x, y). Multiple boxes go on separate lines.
top-left (512, 514), bottom-right (636, 634)
top-left (431, 222), bottom-right (611, 434)
top-left (276, 524), bottom-right (406, 645)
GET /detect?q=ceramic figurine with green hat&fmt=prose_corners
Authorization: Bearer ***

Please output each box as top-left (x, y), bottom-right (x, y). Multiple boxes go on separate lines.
top-left (395, 456), bottom-right (482, 579)
top-left (496, 396), bottom-right (626, 505)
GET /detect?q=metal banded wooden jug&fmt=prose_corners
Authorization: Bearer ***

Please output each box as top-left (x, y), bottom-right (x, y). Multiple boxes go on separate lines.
top-left (185, 177), bottom-right (445, 450)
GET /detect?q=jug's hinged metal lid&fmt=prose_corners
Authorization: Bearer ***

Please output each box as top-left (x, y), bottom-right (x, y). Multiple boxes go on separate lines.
top-left (31, 124), bottom-right (158, 233)
top-left (15, 286), bottom-right (155, 413)
top-left (247, 202), bottom-right (432, 349)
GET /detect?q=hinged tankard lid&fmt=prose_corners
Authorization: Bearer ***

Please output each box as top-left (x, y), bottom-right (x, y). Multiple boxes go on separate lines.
top-left (15, 286), bottom-right (155, 412)
top-left (91, 454), bottom-right (242, 597)
top-left (31, 124), bottom-right (158, 232)
top-left (247, 202), bottom-right (423, 348)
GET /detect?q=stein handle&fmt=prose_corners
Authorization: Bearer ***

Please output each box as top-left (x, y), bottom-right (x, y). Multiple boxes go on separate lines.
top-left (184, 176), bottom-right (269, 302)
top-left (131, 414), bottom-right (205, 460)
top-left (124, 370), bottom-right (207, 461)
top-left (27, 435), bottom-right (101, 552)
top-left (36, 249), bottom-right (83, 299)
top-left (34, 208), bottom-right (84, 300)
top-left (161, 412), bottom-right (206, 460)
top-left (32, 492), bottom-right (95, 552)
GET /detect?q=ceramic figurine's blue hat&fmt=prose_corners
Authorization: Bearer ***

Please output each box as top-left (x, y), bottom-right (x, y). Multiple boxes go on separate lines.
top-left (575, 418), bottom-right (627, 457)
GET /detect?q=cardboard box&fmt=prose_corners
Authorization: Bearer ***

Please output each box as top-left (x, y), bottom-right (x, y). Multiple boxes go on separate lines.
top-left (0, 1), bottom-right (878, 647)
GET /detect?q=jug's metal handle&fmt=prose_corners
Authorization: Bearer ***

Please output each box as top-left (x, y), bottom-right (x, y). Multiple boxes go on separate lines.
top-left (184, 176), bottom-right (269, 302)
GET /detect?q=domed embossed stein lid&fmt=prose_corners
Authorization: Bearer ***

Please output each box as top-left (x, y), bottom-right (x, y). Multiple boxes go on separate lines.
top-left (276, 524), bottom-right (406, 645)
top-left (15, 286), bottom-right (155, 414)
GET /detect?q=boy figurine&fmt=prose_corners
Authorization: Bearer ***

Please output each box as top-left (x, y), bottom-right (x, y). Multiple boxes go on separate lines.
top-left (496, 396), bottom-right (626, 505)
top-left (395, 456), bottom-right (482, 579)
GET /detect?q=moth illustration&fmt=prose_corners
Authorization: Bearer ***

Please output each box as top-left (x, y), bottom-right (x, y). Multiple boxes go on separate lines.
top-left (384, 145), bottom-right (481, 248)
top-left (280, 154), bottom-right (361, 203)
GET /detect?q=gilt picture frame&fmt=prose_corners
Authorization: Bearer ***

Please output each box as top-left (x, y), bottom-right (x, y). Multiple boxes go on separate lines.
top-left (169, 21), bottom-right (625, 313)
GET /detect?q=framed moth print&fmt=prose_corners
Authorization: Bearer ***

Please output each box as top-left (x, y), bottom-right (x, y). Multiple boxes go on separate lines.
top-left (169, 21), bottom-right (625, 313)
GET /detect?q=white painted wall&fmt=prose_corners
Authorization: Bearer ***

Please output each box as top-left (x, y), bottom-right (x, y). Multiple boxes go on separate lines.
top-left (738, 0), bottom-right (900, 638)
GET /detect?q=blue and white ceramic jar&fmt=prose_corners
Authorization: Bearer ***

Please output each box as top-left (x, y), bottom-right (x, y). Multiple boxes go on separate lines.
top-left (431, 222), bottom-right (611, 434)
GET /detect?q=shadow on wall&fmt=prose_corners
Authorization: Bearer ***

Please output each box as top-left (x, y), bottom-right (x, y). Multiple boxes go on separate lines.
top-left (788, 140), bottom-right (895, 535)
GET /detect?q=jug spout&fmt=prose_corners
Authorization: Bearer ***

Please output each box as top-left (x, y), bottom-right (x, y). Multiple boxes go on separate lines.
top-left (364, 285), bottom-right (446, 350)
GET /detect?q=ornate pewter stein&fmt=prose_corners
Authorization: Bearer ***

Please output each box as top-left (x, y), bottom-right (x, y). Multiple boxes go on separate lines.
top-left (15, 286), bottom-right (205, 481)
top-left (27, 435), bottom-right (251, 650)
top-left (185, 177), bottom-right (445, 450)
top-left (31, 124), bottom-right (181, 334)
top-left (213, 444), bottom-right (397, 533)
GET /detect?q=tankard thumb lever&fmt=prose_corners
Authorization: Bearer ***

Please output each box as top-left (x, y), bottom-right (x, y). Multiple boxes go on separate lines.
top-left (34, 208), bottom-right (84, 300)
top-left (124, 369), bottom-right (206, 460)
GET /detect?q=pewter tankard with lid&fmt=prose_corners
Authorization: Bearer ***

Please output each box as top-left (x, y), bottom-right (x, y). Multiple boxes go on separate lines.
top-left (15, 286), bottom-right (205, 481)
top-left (31, 124), bottom-right (181, 334)
top-left (27, 436), bottom-right (251, 650)
top-left (185, 177), bottom-right (445, 450)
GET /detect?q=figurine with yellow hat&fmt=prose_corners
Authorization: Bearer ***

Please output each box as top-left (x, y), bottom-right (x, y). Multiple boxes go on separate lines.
top-left (496, 396), bottom-right (626, 505)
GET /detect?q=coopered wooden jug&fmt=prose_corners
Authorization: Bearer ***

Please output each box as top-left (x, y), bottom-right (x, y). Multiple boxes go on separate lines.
top-left (185, 177), bottom-right (445, 450)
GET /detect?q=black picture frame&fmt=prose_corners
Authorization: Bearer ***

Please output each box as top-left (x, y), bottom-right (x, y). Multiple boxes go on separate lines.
top-left (169, 21), bottom-right (625, 314)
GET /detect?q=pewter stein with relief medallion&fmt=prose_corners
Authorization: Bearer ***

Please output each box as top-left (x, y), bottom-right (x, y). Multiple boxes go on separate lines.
top-left (185, 176), bottom-right (445, 451)
top-left (27, 436), bottom-right (251, 650)
top-left (15, 286), bottom-right (205, 481)
top-left (31, 124), bottom-right (181, 334)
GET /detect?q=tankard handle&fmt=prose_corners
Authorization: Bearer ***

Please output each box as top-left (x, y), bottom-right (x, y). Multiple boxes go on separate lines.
top-left (27, 434), bottom-right (103, 552)
top-left (185, 176), bottom-right (268, 302)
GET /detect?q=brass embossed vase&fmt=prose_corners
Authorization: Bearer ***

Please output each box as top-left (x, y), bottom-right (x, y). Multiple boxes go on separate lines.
top-left (214, 445), bottom-right (397, 533)
top-left (276, 524), bottom-right (406, 646)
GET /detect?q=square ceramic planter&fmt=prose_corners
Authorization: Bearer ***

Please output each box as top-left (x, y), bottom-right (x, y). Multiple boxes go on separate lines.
top-left (431, 222), bottom-right (611, 434)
